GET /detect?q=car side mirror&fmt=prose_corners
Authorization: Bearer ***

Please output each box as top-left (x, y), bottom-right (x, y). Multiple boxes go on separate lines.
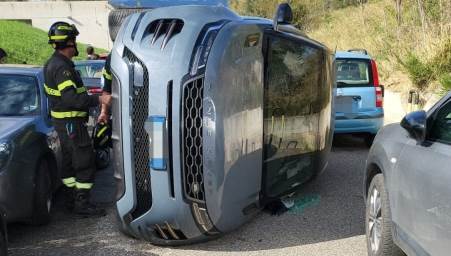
top-left (401, 110), bottom-right (427, 143)
top-left (273, 3), bottom-right (293, 31)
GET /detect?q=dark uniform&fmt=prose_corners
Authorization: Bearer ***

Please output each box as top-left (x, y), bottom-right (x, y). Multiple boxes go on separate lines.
top-left (44, 51), bottom-right (99, 190)
top-left (44, 21), bottom-right (105, 216)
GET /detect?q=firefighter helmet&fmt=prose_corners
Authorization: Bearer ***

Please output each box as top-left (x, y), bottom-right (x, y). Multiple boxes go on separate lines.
top-left (48, 21), bottom-right (79, 49)
top-left (92, 122), bottom-right (112, 149)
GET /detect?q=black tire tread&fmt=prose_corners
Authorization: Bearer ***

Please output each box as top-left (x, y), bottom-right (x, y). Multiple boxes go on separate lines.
top-left (366, 174), bottom-right (405, 256)
top-left (31, 159), bottom-right (52, 226)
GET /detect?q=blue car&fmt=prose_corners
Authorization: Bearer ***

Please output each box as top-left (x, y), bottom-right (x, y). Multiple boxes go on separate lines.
top-left (334, 50), bottom-right (384, 146)
top-left (0, 65), bottom-right (61, 225)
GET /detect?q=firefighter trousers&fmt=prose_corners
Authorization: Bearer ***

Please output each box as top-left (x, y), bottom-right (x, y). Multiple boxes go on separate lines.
top-left (54, 119), bottom-right (96, 190)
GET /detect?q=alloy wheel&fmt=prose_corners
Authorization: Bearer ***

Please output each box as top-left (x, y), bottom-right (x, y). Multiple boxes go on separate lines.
top-left (368, 186), bottom-right (382, 254)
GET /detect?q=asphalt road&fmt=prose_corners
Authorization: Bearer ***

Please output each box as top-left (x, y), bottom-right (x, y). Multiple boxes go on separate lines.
top-left (7, 134), bottom-right (369, 256)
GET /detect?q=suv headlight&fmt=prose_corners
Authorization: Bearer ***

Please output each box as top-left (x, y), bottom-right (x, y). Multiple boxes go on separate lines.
top-left (190, 20), bottom-right (228, 76)
top-left (0, 142), bottom-right (12, 170)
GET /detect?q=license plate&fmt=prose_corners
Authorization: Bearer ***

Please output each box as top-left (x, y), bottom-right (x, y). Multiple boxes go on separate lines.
top-left (335, 96), bottom-right (354, 113)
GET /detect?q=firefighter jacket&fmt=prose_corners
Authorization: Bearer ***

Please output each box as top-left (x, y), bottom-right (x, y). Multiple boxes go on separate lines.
top-left (43, 51), bottom-right (99, 120)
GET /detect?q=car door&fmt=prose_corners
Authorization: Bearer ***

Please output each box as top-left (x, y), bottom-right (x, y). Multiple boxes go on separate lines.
top-left (262, 31), bottom-right (322, 199)
top-left (394, 98), bottom-right (451, 256)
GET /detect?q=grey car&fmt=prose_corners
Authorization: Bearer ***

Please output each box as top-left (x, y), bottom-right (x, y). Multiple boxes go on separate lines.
top-left (364, 92), bottom-right (451, 256)
top-left (0, 65), bottom-right (61, 226)
top-left (111, 4), bottom-right (335, 245)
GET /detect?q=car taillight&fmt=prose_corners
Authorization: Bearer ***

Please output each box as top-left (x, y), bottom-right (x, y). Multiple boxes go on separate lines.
top-left (88, 88), bottom-right (103, 94)
top-left (371, 59), bottom-right (383, 108)
top-left (376, 86), bottom-right (383, 108)
top-left (371, 59), bottom-right (380, 86)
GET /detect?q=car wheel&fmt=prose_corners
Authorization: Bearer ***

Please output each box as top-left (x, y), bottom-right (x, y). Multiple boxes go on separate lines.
top-left (31, 159), bottom-right (53, 226)
top-left (365, 134), bottom-right (376, 147)
top-left (0, 227), bottom-right (6, 256)
top-left (366, 174), bottom-right (404, 256)
top-left (108, 8), bottom-right (145, 41)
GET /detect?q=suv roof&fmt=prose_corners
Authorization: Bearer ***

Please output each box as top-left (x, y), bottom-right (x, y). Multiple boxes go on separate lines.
top-left (0, 65), bottom-right (42, 75)
top-left (335, 51), bottom-right (371, 60)
top-left (109, 0), bottom-right (228, 8)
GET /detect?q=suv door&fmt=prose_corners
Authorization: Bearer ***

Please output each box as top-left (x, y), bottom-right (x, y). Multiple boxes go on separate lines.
top-left (262, 31), bottom-right (322, 199)
top-left (394, 98), bottom-right (451, 255)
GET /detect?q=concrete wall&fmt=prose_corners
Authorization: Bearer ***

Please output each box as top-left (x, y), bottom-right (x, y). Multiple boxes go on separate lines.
top-left (0, 1), bottom-right (113, 50)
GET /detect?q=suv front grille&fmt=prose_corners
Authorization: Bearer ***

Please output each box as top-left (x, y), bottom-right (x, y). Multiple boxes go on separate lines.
top-left (182, 77), bottom-right (205, 202)
top-left (123, 48), bottom-right (152, 219)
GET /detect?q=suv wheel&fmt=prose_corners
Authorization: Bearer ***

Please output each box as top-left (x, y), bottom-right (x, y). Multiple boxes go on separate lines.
top-left (366, 174), bottom-right (404, 256)
top-left (31, 159), bottom-right (53, 226)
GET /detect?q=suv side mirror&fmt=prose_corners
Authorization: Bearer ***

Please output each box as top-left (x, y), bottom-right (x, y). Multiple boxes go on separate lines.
top-left (401, 110), bottom-right (427, 143)
top-left (273, 3), bottom-right (293, 31)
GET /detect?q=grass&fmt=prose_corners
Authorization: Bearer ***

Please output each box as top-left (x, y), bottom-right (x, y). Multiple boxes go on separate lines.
top-left (0, 20), bottom-right (106, 65)
top-left (308, 0), bottom-right (451, 94)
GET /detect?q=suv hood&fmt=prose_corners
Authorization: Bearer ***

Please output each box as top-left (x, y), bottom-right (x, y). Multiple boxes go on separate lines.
top-left (0, 117), bottom-right (35, 141)
top-left (109, 0), bottom-right (228, 8)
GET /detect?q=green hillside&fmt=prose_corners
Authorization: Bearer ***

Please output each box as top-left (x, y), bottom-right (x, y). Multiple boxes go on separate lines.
top-left (0, 20), bottom-right (106, 65)
top-left (231, 0), bottom-right (451, 96)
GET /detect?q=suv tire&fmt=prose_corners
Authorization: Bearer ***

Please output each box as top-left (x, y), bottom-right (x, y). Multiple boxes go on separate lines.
top-left (366, 174), bottom-right (404, 256)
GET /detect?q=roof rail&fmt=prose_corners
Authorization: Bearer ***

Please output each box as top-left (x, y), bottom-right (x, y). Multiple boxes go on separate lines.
top-left (348, 48), bottom-right (368, 55)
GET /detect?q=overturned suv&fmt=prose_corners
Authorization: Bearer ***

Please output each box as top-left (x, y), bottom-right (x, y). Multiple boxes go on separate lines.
top-left (111, 3), bottom-right (335, 245)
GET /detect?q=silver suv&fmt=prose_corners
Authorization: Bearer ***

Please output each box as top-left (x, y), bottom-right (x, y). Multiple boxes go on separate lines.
top-left (364, 92), bottom-right (451, 255)
top-left (111, 4), bottom-right (335, 245)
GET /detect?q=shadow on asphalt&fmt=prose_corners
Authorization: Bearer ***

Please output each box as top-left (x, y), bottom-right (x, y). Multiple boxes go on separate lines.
top-left (7, 134), bottom-right (369, 255)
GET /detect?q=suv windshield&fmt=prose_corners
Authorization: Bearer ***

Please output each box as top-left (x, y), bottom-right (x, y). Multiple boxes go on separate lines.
top-left (75, 63), bottom-right (104, 79)
top-left (0, 74), bottom-right (40, 116)
top-left (336, 59), bottom-right (372, 87)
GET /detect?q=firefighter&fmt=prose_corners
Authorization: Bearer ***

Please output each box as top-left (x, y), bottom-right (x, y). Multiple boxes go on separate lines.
top-left (98, 53), bottom-right (112, 123)
top-left (43, 21), bottom-right (111, 217)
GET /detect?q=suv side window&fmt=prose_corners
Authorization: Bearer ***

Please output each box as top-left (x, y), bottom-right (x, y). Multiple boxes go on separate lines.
top-left (429, 100), bottom-right (451, 144)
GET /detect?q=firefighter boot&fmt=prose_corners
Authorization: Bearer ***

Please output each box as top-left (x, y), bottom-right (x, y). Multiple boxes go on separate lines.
top-left (74, 189), bottom-right (106, 217)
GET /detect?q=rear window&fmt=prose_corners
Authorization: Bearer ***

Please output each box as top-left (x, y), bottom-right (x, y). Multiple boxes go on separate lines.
top-left (75, 63), bottom-right (104, 78)
top-left (336, 58), bottom-right (373, 88)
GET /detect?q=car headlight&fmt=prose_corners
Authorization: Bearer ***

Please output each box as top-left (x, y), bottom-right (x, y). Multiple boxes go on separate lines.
top-left (190, 20), bottom-right (228, 76)
top-left (0, 142), bottom-right (12, 170)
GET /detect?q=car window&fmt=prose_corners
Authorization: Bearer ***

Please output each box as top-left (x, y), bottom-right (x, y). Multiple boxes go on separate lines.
top-left (75, 63), bottom-right (104, 78)
top-left (429, 100), bottom-right (451, 144)
top-left (0, 74), bottom-right (40, 116)
top-left (336, 59), bottom-right (372, 88)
